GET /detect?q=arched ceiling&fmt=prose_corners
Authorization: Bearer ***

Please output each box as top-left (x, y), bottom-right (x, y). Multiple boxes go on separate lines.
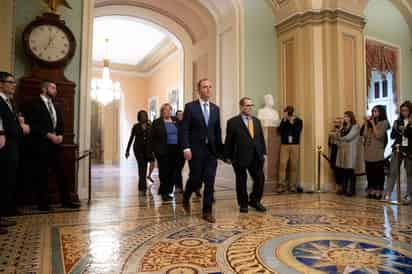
top-left (94, 0), bottom-right (219, 43)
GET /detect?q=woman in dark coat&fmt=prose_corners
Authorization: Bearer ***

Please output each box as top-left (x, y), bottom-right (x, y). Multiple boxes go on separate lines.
top-left (125, 110), bottom-right (155, 192)
top-left (149, 104), bottom-right (180, 201)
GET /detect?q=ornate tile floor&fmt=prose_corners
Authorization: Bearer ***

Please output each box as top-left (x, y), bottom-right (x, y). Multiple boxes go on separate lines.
top-left (2, 164), bottom-right (412, 273)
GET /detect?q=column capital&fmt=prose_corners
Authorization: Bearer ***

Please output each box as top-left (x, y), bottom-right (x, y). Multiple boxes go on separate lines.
top-left (275, 9), bottom-right (366, 34)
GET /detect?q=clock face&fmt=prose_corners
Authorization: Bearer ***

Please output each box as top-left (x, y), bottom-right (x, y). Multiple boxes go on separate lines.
top-left (28, 24), bottom-right (71, 62)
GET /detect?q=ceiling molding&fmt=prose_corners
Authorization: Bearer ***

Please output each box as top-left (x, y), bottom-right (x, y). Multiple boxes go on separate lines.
top-left (138, 37), bottom-right (178, 72)
top-left (275, 9), bottom-right (366, 34)
top-left (95, 0), bottom-right (199, 43)
top-left (93, 45), bottom-right (179, 77)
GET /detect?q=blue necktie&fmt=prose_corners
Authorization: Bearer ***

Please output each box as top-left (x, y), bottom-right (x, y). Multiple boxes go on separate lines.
top-left (203, 103), bottom-right (209, 127)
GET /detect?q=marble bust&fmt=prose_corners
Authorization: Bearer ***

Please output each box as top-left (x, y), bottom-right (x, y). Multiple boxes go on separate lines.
top-left (258, 94), bottom-right (280, 127)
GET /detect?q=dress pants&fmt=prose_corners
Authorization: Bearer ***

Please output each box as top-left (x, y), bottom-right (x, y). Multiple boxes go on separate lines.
top-left (279, 144), bottom-right (300, 190)
top-left (386, 151), bottom-right (412, 195)
top-left (176, 155), bottom-right (185, 190)
top-left (232, 153), bottom-right (265, 208)
top-left (35, 142), bottom-right (70, 207)
top-left (157, 145), bottom-right (179, 195)
top-left (365, 160), bottom-right (385, 192)
top-left (184, 144), bottom-right (217, 213)
top-left (136, 154), bottom-right (149, 191)
top-left (0, 139), bottom-right (19, 215)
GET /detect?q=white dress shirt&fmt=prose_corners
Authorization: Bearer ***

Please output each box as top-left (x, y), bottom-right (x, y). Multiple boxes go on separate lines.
top-left (199, 98), bottom-right (210, 124)
top-left (40, 94), bottom-right (57, 129)
top-left (0, 92), bottom-right (13, 131)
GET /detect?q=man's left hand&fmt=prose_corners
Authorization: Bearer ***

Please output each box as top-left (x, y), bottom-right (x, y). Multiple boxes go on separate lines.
top-left (21, 124), bottom-right (30, 135)
top-left (56, 135), bottom-right (63, 144)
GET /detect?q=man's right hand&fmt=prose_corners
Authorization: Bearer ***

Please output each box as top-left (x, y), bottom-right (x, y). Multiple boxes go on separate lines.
top-left (47, 133), bottom-right (59, 144)
top-left (0, 135), bottom-right (6, 149)
top-left (183, 150), bottom-right (192, 161)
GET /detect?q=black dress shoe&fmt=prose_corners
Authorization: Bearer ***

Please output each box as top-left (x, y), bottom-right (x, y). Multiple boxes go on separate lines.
top-left (239, 207), bottom-right (248, 213)
top-left (3, 209), bottom-right (23, 217)
top-left (202, 213), bottom-right (216, 223)
top-left (161, 195), bottom-right (173, 202)
top-left (249, 202), bottom-right (267, 212)
top-left (183, 199), bottom-right (191, 213)
top-left (62, 202), bottom-right (81, 209)
top-left (195, 190), bottom-right (202, 198)
top-left (38, 205), bottom-right (51, 211)
top-left (0, 219), bottom-right (17, 227)
top-left (0, 228), bottom-right (7, 235)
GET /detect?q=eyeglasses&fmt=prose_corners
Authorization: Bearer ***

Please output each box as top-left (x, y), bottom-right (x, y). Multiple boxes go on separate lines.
top-left (244, 104), bottom-right (254, 107)
top-left (1, 80), bottom-right (16, 84)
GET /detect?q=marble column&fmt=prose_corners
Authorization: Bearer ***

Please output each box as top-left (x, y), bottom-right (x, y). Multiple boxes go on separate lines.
top-left (275, 10), bottom-right (366, 191)
top-left (262, 127), bottom-right (281, 182)
top-left (0, 0), bottom-right (15, 72)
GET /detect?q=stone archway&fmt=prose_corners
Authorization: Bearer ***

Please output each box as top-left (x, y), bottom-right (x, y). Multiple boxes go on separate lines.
top-left (76, 0), bottom-right (245, 199)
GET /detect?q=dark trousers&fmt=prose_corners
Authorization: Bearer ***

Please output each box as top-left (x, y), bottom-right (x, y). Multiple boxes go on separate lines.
top-left (335, 167), bottom-right (355, 195)
top-left (0, 140), bottom-right (19, 215)
top-left (136, 155), bottom-right (148, 190)
top-left (176, 156), bottom-right (185, 190)
top-left (35, 143), bottom-right (70, 206)
top-left (184, 144), bottom-right (217, 213)
top-left (233, 153), bottom-right (265, 208)
top-left (365, 160), bottom-right (385, 191)
top-left (157, 145), bottom-right (179, 195)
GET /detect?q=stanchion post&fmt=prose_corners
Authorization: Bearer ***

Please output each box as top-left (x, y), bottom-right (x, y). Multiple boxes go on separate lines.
top-left (317, 146), bottom-right (322, 193)
top-left (396, 144), bottom-right (402, 205)
top-left (88, 151), bottom-right (92, 204)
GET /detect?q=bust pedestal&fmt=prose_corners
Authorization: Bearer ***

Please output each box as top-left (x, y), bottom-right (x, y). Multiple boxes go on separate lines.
top-left (262, 127), bottom-right (281, 182)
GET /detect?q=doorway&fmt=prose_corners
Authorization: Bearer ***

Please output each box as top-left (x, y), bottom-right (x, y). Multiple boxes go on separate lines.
top-left (89, 16), bottom-right (184, 199)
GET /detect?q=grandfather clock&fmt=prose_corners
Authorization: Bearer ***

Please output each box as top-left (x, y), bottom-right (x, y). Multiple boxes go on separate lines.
top-left (18, 10), bottom-right (79, 203)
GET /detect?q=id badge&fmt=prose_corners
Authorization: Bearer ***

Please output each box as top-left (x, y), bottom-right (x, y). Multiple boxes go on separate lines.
top-left (288, 136), bottom-right (293, 144)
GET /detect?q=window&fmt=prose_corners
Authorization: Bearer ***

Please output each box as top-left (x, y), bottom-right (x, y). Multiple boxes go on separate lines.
top-left (382, 80), bottom-right (388, 98)
top-left (374, 81), bottom-right (380, 99)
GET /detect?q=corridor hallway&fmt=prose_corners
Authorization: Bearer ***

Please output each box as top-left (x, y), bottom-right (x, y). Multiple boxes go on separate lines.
top-left (1, 163), bottom-right (412, 273)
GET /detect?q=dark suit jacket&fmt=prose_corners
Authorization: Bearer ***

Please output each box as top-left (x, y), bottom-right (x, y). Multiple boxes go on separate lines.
top-left (26, 97), bottom-right (64, 147)
top-left (0, 97), bottom-right (22, 162)
top-left (224, 115), bottom-right (267, 167)
top-left (180, 100), bottom-right (222, 157)
top-left (149, 118), bottom-right (179, 157)
top-left (126, 123), bottom-right (153, 159)
top-left (0, 97), bottom-right (22, 141)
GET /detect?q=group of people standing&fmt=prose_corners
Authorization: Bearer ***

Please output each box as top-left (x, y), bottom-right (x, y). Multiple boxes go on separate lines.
top-left (0, 72), bottom-right (79, 235)
top-left (332, 102), bottom-right (412, 202)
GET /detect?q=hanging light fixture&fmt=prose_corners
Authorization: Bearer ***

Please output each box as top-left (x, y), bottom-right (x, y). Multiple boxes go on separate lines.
top-left (91, 38), bottom-right (122, 105)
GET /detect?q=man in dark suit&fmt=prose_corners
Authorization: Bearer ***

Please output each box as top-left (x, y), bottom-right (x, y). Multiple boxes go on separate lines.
top-left (0, 72), bottom-right (30, 234)
top-left (224, 97), bottom-right (267, 213)
top-left (181, 78), bottom-right (222, 223)
top-left (26, 81), bottom-right (79, 211)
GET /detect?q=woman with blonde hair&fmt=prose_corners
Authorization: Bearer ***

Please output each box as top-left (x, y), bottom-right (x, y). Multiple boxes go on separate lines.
top-left (149, 103), bottom-right (180, 201)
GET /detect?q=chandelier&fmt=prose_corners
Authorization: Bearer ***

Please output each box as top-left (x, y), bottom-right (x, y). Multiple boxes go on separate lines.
top-left (91, 38), bottom-right (121, 105)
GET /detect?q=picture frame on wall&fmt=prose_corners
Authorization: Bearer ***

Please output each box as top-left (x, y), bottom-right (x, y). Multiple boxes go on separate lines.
top-left (168, 88), bottom-right (179, 115)
top-left (148, 96), bottom-right (158, 122)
